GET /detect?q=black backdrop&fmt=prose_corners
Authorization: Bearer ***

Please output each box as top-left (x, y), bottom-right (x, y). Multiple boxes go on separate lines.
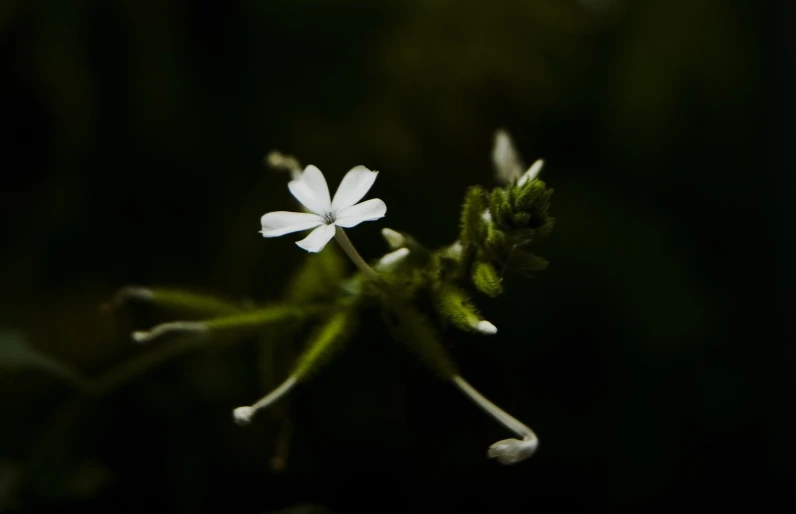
top-left (1, 0), bottom-right (794, 512)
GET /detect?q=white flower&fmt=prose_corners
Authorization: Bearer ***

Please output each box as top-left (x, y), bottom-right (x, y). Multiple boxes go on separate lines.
top-left (260, 165), bottom-right (387, 253)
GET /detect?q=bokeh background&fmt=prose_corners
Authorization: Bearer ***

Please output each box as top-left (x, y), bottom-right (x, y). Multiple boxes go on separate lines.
top-left (1, 0), bottom-right (794, 512)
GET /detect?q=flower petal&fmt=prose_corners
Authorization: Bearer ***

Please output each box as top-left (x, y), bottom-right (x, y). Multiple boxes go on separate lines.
top-left (295, 223), bottom-right (336, 253)
top-left (260, 211), bottom-right (324, 237)
top-left (331, 165), bottom-right (379, 211)
top-left (518, 159), bottom-right (544, 186)
top-left (492, 129), bottom-right (525, 185)
top-left (288, 165), bottom-right (331, 214)
top-left (334, 198), bottom-right (387, 228)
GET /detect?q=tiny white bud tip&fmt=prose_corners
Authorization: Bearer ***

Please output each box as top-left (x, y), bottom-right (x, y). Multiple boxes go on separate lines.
top-left (519, 159), bottom-right (544, 186)
top-left (233, 406), bottom-right (253, 425)
top-left (378, 247), bottom-right (410, 268)
top-left (445, 241), bottom-right (463, 259)
top-left (381, 228), bottom-right (406, 249)
top-left (475, 320), bottom-right (498, 335)
top-left (131, 331), bottom-right (149, 343)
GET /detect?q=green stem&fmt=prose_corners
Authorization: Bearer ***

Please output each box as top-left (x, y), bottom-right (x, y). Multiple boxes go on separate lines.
top-left (334, 226), bottom-right (383, 284)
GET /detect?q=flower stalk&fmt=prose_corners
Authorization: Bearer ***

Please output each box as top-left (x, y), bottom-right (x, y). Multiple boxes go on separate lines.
top-left (334, 226), bottom-right (382, 283)
top-left (233, 376), bottom-right (298, 425)
top-left (132, 321), bottom-right (207, 343)
top-left (451, 375), bottom-right (538, 465)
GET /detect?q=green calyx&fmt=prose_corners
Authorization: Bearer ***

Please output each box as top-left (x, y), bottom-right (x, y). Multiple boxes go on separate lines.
top-left (457, 177), bottom-right (554, 293)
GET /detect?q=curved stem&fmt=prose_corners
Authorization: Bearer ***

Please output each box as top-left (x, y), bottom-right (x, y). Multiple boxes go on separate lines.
top-left (334, 226), bottom-right (382, 284)
top-left (233, 376), bottom-right (298, 425)
top-left (452, 375), bottom-right (538, 464)
top-left (250, 376), bottom-right (297, 412)
top-left (132, 321), bottom-right (207, 343)
top-left (452, 375), bottom-right (534, 439)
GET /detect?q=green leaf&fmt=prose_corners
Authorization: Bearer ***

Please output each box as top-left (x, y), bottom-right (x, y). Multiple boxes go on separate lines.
top-left (508, 250), bottom-right (549, 273)
top-left (0, 329), bottom-right (87, 388)
top-left (106, 286), bottom-right (244, 316)
top-left (284, 245), bottom-right (347, 304)
top-left (489, 188), bottom-right (512, 228)
top-left (291, 309), bottom-right (355, 380)
top-left (434, 285), bottom-right (484, 334)
top-left (459, 186), bottom-right (486, 247)
top-left (472, 261), bottom-right (503, 297)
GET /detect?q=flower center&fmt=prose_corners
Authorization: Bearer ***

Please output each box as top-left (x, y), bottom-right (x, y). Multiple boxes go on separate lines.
top-left (323, 212), bottom-right (336, 224)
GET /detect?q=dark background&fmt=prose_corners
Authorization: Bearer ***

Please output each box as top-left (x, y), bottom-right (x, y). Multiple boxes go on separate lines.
top-left (1, 0), bottom-right (794, 512)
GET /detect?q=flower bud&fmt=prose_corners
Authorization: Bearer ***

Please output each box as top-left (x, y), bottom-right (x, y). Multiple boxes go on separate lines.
top-left (518, 159), bottom-right (544, 186)
top-left (381, 228), bottom-right (406, 249)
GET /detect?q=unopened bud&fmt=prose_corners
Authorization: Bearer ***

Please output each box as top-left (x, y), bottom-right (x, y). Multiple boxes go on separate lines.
top-left (377, 248), bottom-right (410, 269)
top-left (475, 320), bottom-right (498, 335)
top-left (381, 228), bottom-right (406, 249)
top-left (518, 159), bottom-right (544, 186)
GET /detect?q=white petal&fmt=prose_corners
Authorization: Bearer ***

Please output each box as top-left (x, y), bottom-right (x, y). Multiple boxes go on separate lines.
top-left (331, 165), bottom-right (379, 211)
top-left (260, 211), bottom-right (324, 237)
top-left (518, 159), bottom-right (544, 186)
top-left (295, 224), bottom-right (336, 253)
top-left (288, 165), bottom-right (331, 214)
top-left (334, 198), bottom-right (387, 228)
top-left (493, 129), bottom-right (525, 185)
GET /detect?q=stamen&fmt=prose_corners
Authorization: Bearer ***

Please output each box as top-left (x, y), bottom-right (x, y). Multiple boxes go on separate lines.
top-left (264, 150), bottom-right (302, 180)
top-left (233, 376), bottom-right (298, 425)
top-left (451, 375), bottom-right (538, 464)
top-left (101, 286), bottom-right (154, 312)
top-left (131, 321), bottom-right (208, 343)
